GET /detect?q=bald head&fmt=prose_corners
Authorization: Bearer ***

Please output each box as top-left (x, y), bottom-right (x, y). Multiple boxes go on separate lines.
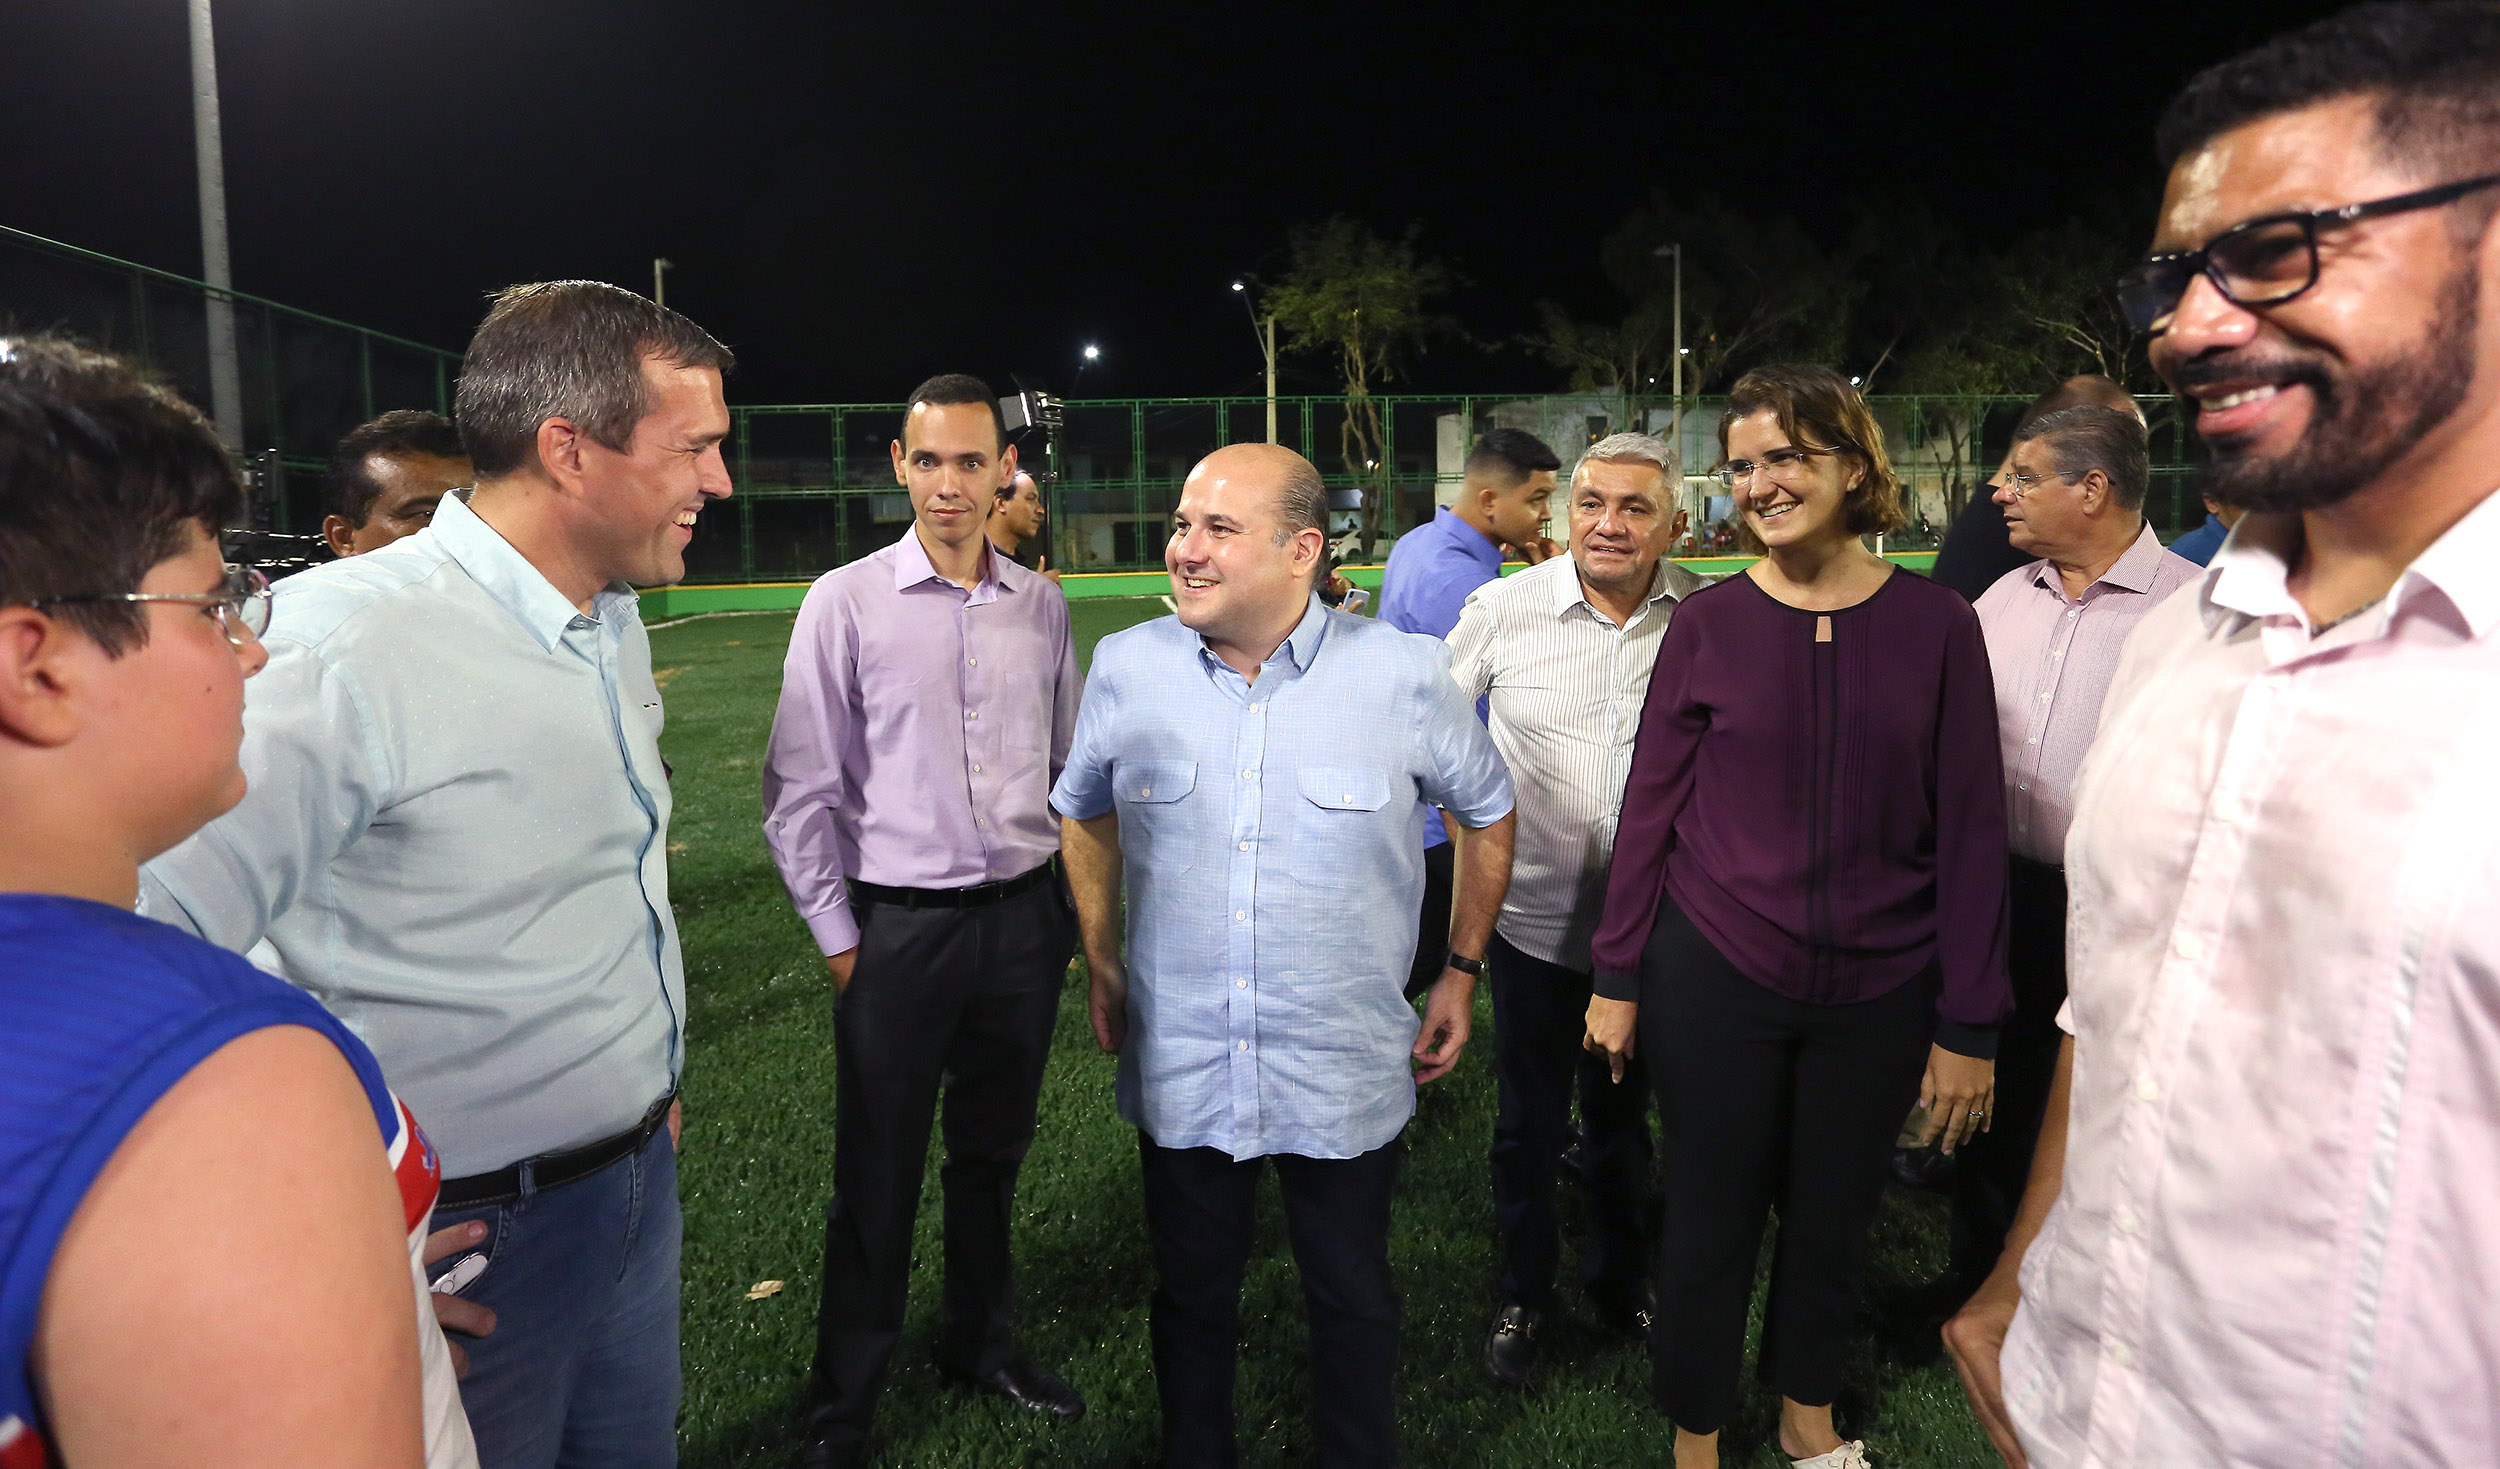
top-left (2024, 374), bottom-right (2143, 429)
top-left (1193, 442), bottom-right (1328, 545)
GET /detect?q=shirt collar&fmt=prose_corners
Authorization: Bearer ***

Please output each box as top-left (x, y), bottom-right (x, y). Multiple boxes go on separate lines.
top-left (432, 490), bottom-right (618, 652)
top-left (1550, 553), bottom-right (1701, 620)
top-left (891, 523), bottom-right (1005, 604)
top-left (1197, 592), bottom-right (1331, 676)
top-left (1434, 506), bottom-right (1505, 569)
top-left (2200, 486), bottom-right (2500, 640)
top-left (2023, 521), bottom-right (2169, 601)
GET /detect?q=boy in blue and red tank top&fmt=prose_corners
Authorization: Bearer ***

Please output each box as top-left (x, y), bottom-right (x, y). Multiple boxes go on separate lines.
top-left (0, 337), bottom-right (474, 1468)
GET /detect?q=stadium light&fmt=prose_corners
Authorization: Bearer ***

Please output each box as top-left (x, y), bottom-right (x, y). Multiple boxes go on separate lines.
top-left (1232, 282), bottom-right (1278, 445)
top-left (188, 0), bottom-right (242, 448)
top-left (1083, 345), bottom-right (1101, 360)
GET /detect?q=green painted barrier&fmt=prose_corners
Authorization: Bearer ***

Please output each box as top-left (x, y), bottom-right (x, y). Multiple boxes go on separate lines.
top-left (640, 551), bottom-right (1941, 622)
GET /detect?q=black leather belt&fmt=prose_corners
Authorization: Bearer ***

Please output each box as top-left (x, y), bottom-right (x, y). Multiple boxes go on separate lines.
top-left (438, 1092), bottom-right (674, 1211)
top-left (849, 860), bottom-right (1054, 911)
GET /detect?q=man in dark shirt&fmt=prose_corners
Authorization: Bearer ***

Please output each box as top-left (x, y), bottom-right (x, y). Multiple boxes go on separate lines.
top-left (1929, 377), bottom-right (2141, 601)
top-left (319, 410), bottom-right (473, 559)
top-left (985, 470), bottom-right (1061, 583)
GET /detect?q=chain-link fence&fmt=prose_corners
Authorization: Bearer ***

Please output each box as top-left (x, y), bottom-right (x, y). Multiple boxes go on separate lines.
top-left (0, 224), bottom-right (460, 537)
top-left (3, 224), bottom-right (2208, 585)
top-left (698, 390), bottom-right (2205, 584)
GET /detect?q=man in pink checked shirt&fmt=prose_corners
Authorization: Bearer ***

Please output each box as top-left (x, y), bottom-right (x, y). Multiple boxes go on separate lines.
top-left (763, 373), bottom-right (1085, 1469)
top-left (1944, 5), bottom-right (2500, 1466)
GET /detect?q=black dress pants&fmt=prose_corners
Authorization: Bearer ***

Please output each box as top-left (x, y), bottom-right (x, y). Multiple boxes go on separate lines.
top-left (1948, 857), bottom-right (2068, 1283)
top-left (1487, 930), bottom-right (1652, 1312)
top-left (805, 876), bottom-right (1073, 1454)
top-left (1138, 1134), bottom-right (1403, 1469)
top-left (1638, 896), bottom-right (1937, 1434)
top-left (1402, 839), bottom-right (1455, 1001)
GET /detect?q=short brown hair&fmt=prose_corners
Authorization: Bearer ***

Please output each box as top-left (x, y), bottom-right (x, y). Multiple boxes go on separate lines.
top-left (1717, 364), bottom-right (1904, 552)
top-left (455, 281), bottom-right (734, 478)
top-left (0, 336), bottom-right (243, 656)
top-left (901, 373), bottom-right (1005, 451)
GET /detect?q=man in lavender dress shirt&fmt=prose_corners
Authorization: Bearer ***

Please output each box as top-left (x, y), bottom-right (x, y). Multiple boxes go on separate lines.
top-left (763, 374), bottom-right (1083, 1468)
top-left (1946, 407), bottom-right (2197, 1306)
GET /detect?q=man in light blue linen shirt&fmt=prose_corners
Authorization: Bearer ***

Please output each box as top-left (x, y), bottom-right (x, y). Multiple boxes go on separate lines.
top-left (140, 281), bottom-right (733, 1469)
top-left (1055, 442), bottom-right (1516, 1468)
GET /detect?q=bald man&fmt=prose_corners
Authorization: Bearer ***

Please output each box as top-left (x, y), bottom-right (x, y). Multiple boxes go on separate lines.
top-left (1930, 376), bottom-right (2144, 601)
top-left (1055, 442), bottom-right (1516, 1467)
top-left (986, 471), bottom-right (1062, 583)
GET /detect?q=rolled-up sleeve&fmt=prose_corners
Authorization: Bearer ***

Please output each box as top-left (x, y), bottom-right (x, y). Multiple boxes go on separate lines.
top-left (1443, 589), bottom-right (1498, 703)
top-left (1049, 664), bottom-right (1119, 822)
top-left (761, 585), bottom-right (864, 956)
top-left (140, 637), bottom-right (385, 952)
top-left (1414, 656), bottom-right (1512, 829)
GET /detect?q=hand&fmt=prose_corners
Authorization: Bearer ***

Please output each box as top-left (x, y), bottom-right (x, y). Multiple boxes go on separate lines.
top-left (1943, 1269), bottom-right (2030, 1467)
top-left (1411, 969), bottom-right (1474, 1083)
top-left (666, 1097), bottom-right (681, 1151)
top-left (1089, 953), bottom-right (1129, 1054)
top-left (421, 1220), bottom-right (498, 1379)
top-left (1918, 1044), bottom-right (1996, 1155)
top-left (1507, 535), bottom-right (1562, 565)
top-left (826, 948), bottom-right (857, 993)
top-left (1582, 996), bottom-right (1639, 1083)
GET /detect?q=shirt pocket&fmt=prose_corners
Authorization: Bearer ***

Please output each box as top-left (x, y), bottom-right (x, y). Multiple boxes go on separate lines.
top-left (1289, 766), bottom-right (1398, 885)
top-left (1117, 759), bottom-right (1200, 874)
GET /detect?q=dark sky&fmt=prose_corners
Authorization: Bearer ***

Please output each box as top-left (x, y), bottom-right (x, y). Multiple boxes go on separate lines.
top-left (2, 1), bottom-right (2348, 404)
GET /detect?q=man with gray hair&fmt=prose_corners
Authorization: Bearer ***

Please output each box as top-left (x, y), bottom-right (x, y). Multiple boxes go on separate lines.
top-left (142, 280), bottom-right (733, 1468)
top-left (1937, 405), bottom-right (2198, 1311)
top-left (1055, 441), bottom-right (1516, 1465)
top-left (1442, 432), bottom-right (1703, 1386)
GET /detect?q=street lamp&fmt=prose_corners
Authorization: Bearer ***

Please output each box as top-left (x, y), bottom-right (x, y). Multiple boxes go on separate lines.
top-left (1074, 343), bottom-right (1101, 391)
top-left (188, 0), bottom-right (241, 449)
top-left (1233, 281), bottom-right (1278, 445)
top-left (653, 258), bottom-right (673, 308)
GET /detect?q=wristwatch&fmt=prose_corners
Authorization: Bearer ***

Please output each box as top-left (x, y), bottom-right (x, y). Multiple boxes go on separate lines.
top-left (1445, 952), bottom-right (1485, 977)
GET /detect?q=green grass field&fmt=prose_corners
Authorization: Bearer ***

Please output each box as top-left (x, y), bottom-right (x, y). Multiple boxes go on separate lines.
top-left (653, 598), bottom-right (1998, 1468)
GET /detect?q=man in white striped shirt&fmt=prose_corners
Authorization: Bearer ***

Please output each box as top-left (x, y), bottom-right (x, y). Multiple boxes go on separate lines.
top-left (1444, 431), bottom-right (1703, 1386)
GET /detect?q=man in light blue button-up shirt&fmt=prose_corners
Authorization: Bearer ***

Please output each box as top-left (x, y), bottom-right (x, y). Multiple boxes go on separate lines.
top-left (141, 282), bottom-right (732, 1469)
top-left (1055, 443), bottom-right (1515, 1466)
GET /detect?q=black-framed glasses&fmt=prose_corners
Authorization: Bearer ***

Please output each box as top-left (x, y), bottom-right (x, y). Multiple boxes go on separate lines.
top-left (2117, 172), bottom-right (2500, 336)
top-left (34, 563), bottom-right (271, 647)
top-left (1715, 445), bottom-right (1836, 489)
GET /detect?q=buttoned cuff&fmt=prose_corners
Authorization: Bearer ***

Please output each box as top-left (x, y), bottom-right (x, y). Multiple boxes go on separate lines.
top-left (1932, 1018), bottom-right (2000, 1060)
top-left (1592, 968), bottom-right (1640, 1002)
top-left (804, 897), bottom-right (862, 958)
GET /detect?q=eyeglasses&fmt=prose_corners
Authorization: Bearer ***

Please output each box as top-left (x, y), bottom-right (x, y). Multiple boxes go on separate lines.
top-left (1715, 445), bottom-right (1835, 489)
top-left (2001, 466), bottom-right (2076, 500)
top-left (35, 563), bottom-right (272, 647)
top-left (2116, 172), bottom-right (2500, 337)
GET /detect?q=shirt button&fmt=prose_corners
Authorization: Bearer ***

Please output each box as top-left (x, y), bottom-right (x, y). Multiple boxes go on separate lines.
top-left (1140, 787), bottom-right (1152, 798)
top-left (1236, 978), bottom-right (1248, 989)
top-left (2018, 781), bottom-right (2030, 791)
top-left (1234, 910), bottom-right (1247, 922)
top-left (967, 656), bottom-right (978, 666)
top-left (1237, 1039), bottom-right (1249, 1051)
top-left (1238, 841), bottom-right (1251, 852)
top-left (2038, 691), bottom-right (2052, 701)
top-left (1242, 768), bottom-right (1257, 780)
top-left (2136, 1074), bottom-right (2160, 1101)
top-left (2026, 737), bottom-right (2038, 745)
top-left (968, 710), bottom-right (980, 721)
top-left (2109, 1342), bottom-right (2135, 1370)
top-left (1248, 704), bottom-right (1261, 714)
top-left (2175, 932), bottom-right (2206, 962)
top-left (2068, 609), bottom-right (2080, 619)
top-left (972, 763), bottom-right (982, 773)
top-left (2115, 1206), bottom-right (2140, 1235)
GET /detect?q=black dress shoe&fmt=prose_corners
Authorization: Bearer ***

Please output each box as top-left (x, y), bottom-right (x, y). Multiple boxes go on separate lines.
top-left (942, 1351), bottom-right (1085, 1422)
top-left (1483, 1304), bottom-right (1543, 1387)
top-left (1590, 1281), bottom-right (1655, 1338)
top-left (788, 1431), bottom-right (864, 1469)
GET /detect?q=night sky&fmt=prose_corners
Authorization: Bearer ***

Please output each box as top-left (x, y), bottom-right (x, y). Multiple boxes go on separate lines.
top-left (2, 1), bottom-right (2350, 404)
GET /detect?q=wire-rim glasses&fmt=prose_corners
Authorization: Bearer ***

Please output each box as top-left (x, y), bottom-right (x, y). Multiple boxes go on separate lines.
top-left (2116, 172), bottom-right (2500, 337)
top-left (34, 563), bottom-right (272, 647)
top-left (1715, 445), bottom-right (1836, 490)
top-left (2001, 466), bottom-right (2077, 500)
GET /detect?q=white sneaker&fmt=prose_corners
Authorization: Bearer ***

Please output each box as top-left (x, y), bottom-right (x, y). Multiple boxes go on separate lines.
top-left (1790, 1441), bottom-right (1870, 1469)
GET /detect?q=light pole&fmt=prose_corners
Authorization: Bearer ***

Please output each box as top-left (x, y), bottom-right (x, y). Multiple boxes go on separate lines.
top-left (188, 0), bottom-right (242, 450)
top-left (653, 257), bottom-right (673, 308)
top-left (1233, 281), bottom-right (1278, 444)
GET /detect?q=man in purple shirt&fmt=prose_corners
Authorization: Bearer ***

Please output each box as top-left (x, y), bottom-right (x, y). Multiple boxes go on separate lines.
top-left (763, 374), bottom-right (1084, 1469)
top-left (1378, 427), bottom-right (1558, 997)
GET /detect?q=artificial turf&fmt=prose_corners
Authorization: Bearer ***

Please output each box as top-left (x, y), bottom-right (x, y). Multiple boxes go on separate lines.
top-left (652, 598), bottom-right (2000, 1467)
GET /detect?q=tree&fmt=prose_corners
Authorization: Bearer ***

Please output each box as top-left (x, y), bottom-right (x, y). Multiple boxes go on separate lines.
top-left (1263, 217), bottom-right (1456, 557)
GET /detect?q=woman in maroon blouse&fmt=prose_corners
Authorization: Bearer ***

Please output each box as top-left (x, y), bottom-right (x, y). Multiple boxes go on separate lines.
top-left (1583, 364), bottom-right (2011, 1469)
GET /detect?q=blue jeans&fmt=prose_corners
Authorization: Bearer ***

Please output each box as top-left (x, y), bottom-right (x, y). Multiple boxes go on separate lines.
top-left (427, 1125), bottom-right (682, 1469)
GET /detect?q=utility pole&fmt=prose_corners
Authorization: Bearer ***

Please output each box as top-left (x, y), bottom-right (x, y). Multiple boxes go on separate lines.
top-left (188, 0), bottom-right (242, 450)
top-left (653, 257), bottom-right (673, 308)
top-left (1233, 281), bottom-right (1278, 444)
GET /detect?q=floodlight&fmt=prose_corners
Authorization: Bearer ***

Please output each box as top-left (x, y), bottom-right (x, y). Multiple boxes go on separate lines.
top-left (1083, 345), bottom-right (1101, 360)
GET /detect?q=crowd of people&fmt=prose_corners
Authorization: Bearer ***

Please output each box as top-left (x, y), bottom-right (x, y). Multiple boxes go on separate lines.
top-left (2, 5), bottom-right (2498, 1468)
